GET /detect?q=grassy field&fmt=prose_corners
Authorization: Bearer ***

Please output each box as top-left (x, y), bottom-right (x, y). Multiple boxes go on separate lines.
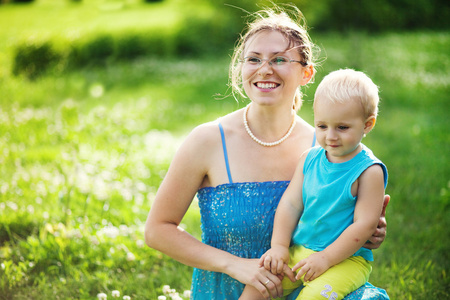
top-left (0, 1), bottom-right (449, 299)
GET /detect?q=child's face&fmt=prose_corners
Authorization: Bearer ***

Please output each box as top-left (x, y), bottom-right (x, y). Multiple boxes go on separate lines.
top-left (314, 97), bottom-right (372, 163)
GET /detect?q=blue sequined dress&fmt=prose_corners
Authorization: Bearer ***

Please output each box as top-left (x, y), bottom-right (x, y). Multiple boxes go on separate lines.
top-left (190, 124), bottom-right (389, 300)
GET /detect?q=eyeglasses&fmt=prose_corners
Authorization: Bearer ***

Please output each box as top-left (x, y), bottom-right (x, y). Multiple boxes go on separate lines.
top-left (241, 56), bottom-right (307, 68)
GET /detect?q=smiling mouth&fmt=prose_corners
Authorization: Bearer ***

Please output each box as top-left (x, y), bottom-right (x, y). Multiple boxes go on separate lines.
top-left (255, 82), bottom-right (279, 89)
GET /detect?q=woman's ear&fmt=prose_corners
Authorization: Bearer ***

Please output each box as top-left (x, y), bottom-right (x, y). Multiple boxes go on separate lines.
top-left (364, 116), bottom-right (377, 134)
top-left (300, 65), bottom-right (314, 86)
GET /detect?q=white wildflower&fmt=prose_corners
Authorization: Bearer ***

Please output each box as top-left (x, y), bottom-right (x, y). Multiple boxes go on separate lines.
top-left (162, 285), bottom-right (171, 294)
top-left (27, 205), bottom-right (35, 214)
top-left (183, 290), bottom-right (192, 299)
top-left (7, 201), bottom-right (18, 211)
top-left (126, 252), bottom-right (136, 262)
top-left (123, 296), bottom-right (131, 300)
top-left (100, 225), bottom-right (120, 239)
top-left (97, 292), bottom-right (107, 300)
top-left (136, 239), bottom-right (145, 248)
top-left (90, 83), bottom-right (104, 98)
top-left (112, 290), bottom-right (120, 297)
top-left (90, 235), bottom-right (100, 245)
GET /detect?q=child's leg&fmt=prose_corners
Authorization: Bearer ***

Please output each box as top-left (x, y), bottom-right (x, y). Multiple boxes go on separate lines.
top-left (239, 285), bottom-right (266, 300)
top-left (296, 255), bottom-right (371, 300)
top-left (279, 246), bottom-right (307, 298)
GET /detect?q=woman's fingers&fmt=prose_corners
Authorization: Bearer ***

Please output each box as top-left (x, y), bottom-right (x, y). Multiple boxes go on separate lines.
top-left (381, 194), bottom-right (390, 217)
top-left (260, 268), bottom-right (283, 298)
top-left (283, 264), bottom-right (296, 282)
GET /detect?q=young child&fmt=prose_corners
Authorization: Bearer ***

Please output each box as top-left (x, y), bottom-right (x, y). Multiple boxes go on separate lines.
top-left (240, 69), bottom-right (388, 299)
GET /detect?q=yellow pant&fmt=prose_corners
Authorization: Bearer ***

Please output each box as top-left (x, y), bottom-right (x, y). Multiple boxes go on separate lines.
top-left (282, 246), bottom-right (372, 300)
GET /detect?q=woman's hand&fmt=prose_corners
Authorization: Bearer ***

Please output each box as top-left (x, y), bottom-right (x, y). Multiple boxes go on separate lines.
top-left (227, 258), bottom-right (285, 299)
top-left (364, 194), bottom-right (390, 249)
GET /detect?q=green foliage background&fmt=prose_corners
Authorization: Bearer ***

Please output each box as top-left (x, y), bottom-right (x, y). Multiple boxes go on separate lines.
top-left (0, 0), bottom-right (449, 299)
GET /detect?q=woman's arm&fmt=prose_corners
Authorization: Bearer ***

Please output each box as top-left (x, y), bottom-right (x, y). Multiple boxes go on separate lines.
top-left (145, 125), bottom-right (225, 269)
top-left (144, 124), bottom-right (283, 298)
top-left (293, 164), bottom-right (386, 281)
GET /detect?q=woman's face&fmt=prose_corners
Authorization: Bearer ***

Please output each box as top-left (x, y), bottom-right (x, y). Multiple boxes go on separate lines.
top-left (241, 30), bottom-right (309, 107)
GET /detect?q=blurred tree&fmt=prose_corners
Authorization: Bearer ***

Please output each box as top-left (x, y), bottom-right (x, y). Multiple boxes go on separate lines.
top-left (200, 0), bottom-right (449, 31)
top-left (313, 0), bottom-right (450, 31)
top-left (13, 41), bottom-right (61, 79)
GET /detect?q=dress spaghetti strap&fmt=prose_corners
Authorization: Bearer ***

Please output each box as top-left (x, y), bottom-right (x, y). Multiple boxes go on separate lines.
top-left (311, 132), bottom-right (316, 147)
top-left (218, 123), bottom-right (233, 184)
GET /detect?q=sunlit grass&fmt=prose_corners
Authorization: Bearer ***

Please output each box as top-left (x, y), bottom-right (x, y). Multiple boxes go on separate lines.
top-left (0, 0), bottom-right (180, 39)
top-left (0, 91), bottom-right (202, 298)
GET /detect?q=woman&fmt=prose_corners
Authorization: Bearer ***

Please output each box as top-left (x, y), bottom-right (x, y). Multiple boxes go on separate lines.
top-left (145, 6), bottom-right (389, 300)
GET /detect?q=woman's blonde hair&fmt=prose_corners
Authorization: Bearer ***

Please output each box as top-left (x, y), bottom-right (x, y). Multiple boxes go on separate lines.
top-left (229, 5), bottom-right (318, 111)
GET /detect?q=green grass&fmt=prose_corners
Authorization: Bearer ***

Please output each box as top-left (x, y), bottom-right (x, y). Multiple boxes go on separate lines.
top-left (0, 2), bottom-right (449, 299)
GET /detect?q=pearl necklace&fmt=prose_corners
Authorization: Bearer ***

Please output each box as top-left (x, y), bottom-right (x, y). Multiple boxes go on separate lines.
top-left (243, 104), bottom-right (296, 147)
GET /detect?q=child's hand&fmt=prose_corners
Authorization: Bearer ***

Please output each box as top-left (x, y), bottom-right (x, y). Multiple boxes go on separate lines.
top-left (258, 245), bottom-right (289, 275)
top-left (292, 252), bottom-right (331, 282)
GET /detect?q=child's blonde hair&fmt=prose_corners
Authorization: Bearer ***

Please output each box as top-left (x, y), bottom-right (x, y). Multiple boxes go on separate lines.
top-left (314, 69), bottom-right (380, 118)
top-left (229, 5), bottom-right (317, 111)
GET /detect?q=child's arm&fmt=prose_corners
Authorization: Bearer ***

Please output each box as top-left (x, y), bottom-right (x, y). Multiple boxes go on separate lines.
top-left (293, 164), bottom-right (385, 282)
top-left (259, 152), bottom-right (308, 275)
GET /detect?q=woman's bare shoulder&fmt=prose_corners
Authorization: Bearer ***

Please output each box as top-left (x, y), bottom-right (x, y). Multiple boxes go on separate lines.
top-left (191, 110), bottom-right (242, 137)
top-left (182, 121), bottom-right (221, 152)
top-left (182, 109), bottom-right (241, 151)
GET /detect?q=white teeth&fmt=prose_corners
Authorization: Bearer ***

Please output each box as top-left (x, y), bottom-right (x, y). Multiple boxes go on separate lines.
top-left (257, 82), bottom-right (277, 89)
